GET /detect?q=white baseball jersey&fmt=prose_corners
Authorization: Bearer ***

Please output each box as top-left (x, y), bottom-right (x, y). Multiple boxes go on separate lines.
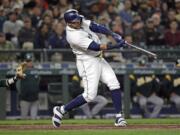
top-left (66, 19), bottom-right (101, 60)
top-left (66, 19), bottom-right (120, 102)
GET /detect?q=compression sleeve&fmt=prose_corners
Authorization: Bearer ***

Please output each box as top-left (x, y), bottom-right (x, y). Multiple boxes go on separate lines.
top-left (88, 41), bottom-right (125, 51)
top-left (88, 41), bottom-right (100, 51)
top-left (89, 21), bottom-right (112, 35)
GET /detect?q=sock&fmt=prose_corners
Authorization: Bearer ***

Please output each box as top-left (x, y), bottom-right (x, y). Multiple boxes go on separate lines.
top-left (111, 89), bottom-right (122, 114)
top-left (64, 95), bottom-right (87, 112)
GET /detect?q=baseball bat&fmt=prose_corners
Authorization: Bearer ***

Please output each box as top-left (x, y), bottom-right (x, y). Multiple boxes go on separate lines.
top-left (125, 42), bottom-right (157, 59)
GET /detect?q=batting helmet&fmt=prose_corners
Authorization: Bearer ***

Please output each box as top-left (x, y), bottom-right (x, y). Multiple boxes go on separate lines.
top-left (64, 9), bottom-right (82, 23)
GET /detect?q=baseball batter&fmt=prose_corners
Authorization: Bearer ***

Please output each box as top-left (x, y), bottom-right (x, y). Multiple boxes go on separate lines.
top-left (52, 9), bottom-right (127, 127)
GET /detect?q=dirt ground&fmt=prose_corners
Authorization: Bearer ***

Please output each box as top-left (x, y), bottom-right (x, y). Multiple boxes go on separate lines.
top-left (0, 124), bottom-right (180, 130)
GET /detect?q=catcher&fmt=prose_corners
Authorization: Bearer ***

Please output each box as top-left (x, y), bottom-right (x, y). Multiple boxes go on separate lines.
top-left (0, 62), bottom-right (27, 87)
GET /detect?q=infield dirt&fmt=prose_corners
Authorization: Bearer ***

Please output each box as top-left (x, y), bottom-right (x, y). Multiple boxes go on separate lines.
top-left (0, 124), bottom-right (180, 130)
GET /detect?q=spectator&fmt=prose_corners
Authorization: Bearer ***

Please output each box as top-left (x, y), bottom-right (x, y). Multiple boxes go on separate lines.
top-left (48, 22), bottom-right (69, 49)
top-left (119, 0), bottom-right (134, 26)
top-left (110, 16), bottom-right (124, 36)
top-left (0, 7), bottom-right (6, 32)
top-left (164, 20), bottom-right (180, 47)
top-left (51, 6), bottom-right (61, 20)
top-left (38, 13), bottom-right (53, 28)
top-left (119, 0), bottom-right (135, 35)
top-left (0, 32), bottom-right (16, 62)
top-left (164, 9), bottom-right (177, 28)
top-left (18, 16), bottom-right (36, 48)
top-left (69, 74), bottom-right (108, 119)
top-left (3, 11), bottom-right (23, 37)
top-left (85, 0), bottom-right (101, 20)
top-left (175, 0), bottom-right (180, 22)
top-left (3, 11), bottom-right (23, 46)
top-left (58, 0), bottom-right (73, 14)
top-left (130, 60), bottom-right (164, 118)
top-left (34, 23), bottom-right (51, 49)
top-left (165, 0), bottom-right (176, 9)
top-left (131, 19), bottom-right (145, 45)
top-left (137, 1), bottom-right (152, 22)
top-left (111, 0), bottom-right (122, 13)
top-left (27, 5), bottom-right (42, 28)
top-left (160, 2), bottom-right (169, 26)
top-left (151, 13), bottom-right (165, 45)
top-left (106, 4), bottom-right (118, 21)
top-left (18, 54), bottom-right (40, 119)
top-left (144, 18), bottom-right (163, 46)
top-left (1, 0), bottom-right (14, 15)
top-left (12, 3), bottom-right (24, 19)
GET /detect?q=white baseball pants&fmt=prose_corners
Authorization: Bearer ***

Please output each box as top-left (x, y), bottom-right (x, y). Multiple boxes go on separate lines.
top-left (76, 57), bottom-right (120, 102)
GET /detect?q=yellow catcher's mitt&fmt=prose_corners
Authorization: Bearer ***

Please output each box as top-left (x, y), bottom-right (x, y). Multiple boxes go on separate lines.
top-left (16, 62), bottom-right (27, 79)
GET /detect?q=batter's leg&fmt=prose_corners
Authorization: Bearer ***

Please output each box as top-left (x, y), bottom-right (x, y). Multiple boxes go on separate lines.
top-left (100, 58), bottom-right (122, 113)
top-left (64, 58), bottom-right (101, 112)
top-left (100, 58), bottom-right (127, 126)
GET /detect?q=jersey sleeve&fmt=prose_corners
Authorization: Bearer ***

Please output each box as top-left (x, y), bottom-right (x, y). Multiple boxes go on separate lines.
top-left (71, 31), bottom-right (94, 50)
top-left (82, 19), bottom-right (91, 28)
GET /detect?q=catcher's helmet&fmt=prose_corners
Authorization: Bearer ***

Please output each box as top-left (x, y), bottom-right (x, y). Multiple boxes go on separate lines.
top-left (64, 9), bottom-right (82, 23)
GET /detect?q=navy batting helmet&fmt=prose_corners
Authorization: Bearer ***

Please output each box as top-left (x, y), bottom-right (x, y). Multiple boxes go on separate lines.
top-left (64, 9), bottom-right (82, 23)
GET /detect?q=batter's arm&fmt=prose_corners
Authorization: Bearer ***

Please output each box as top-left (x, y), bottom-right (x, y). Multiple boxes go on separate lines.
top-left (89, 21), bottom-right (113, 35)
top-left (88, 40), bottom-right (126, 51)
top-left (89, 21), bottom-right (123, 43)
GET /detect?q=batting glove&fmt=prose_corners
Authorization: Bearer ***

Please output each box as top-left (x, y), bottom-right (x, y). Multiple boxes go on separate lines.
top-left (117, 39), bottom-right (126, 48)
top-left (112, 33), bottom-right (123, 43)
top-left (16, 62), bottom-right (27, 79)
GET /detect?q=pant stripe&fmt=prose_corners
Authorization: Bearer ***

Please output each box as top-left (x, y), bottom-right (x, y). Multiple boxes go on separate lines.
top-left (81, 60), bottom-right (89, 101)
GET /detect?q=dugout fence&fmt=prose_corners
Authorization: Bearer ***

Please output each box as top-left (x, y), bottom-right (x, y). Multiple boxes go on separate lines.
top-left (0, 48), bottom-right (179, 119)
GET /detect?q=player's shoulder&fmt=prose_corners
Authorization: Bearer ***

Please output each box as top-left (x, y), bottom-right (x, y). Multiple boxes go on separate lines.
top-left (82, 19), bottom-right (91, 27)
top-left (66, 29), bottom-right (83, 43)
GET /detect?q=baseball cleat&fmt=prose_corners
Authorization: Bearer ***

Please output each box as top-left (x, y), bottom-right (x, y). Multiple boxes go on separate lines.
top-left (52, 106), bottom-right (65, 128)
top-left (114, 113), bottom-right (127, 127)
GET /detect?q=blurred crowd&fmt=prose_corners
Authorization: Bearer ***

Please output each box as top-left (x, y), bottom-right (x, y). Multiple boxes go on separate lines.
top-left (0, 0), bottom-right (180, 62)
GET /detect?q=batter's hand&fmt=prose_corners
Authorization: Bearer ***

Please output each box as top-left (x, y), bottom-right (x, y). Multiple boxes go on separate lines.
top-left (117, 39), bottom-right (126, 48)
top-left (112, 33), bottom-right (122, 43)
top-left (16, 62), bottom-right (27, 79)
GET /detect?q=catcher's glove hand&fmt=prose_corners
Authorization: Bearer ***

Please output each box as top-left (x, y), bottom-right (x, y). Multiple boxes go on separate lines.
top-left (16, 62), bottom-right (27, 79)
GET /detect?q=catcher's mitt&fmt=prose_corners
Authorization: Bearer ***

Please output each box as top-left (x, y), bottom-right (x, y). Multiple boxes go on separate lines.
top-left (16, 62), bottom-right (27, 79)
